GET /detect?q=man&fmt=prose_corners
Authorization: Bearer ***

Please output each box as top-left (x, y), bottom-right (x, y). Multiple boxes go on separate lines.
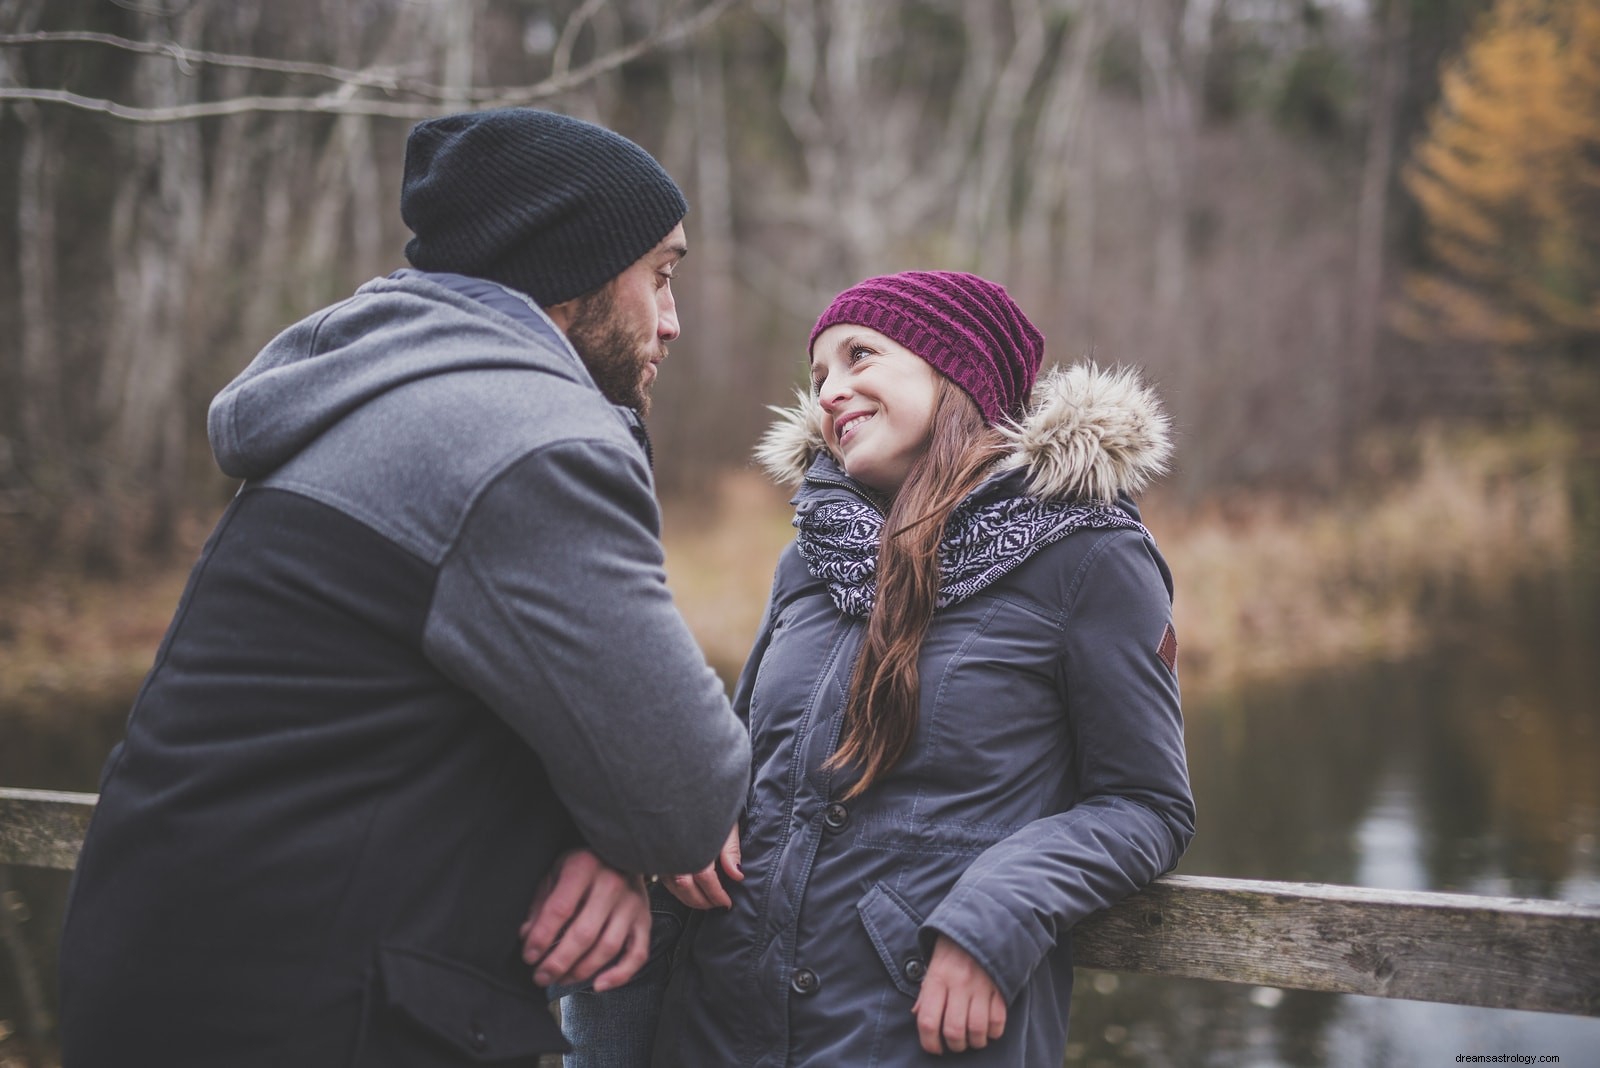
top-left (58, 109), bottom-right (750, 1066)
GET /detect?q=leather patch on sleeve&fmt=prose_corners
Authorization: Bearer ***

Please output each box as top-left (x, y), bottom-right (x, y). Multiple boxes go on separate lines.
top-left (1157, 623), bottom-right (1178, 673)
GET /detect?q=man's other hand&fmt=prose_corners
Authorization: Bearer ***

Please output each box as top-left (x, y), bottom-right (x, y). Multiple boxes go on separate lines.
top-left (519, 848), bottom-right (649, 992)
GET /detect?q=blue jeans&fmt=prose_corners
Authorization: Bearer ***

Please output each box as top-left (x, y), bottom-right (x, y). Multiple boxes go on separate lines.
top-left (553, 885), bottom-right (684, 1068)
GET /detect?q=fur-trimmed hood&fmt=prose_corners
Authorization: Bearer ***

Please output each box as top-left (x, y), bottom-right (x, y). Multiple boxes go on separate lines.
top-left (754, 363), bottom-right (1174, 505)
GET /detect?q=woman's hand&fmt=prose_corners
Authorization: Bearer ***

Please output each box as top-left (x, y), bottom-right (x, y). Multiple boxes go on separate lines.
top-left (912, 935), bottom-right (1007, 1055)
top-left (662, 824), bottom-right (743, 910)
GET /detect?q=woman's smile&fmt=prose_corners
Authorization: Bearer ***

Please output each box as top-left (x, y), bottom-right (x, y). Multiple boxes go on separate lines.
top-left (811, 325), bottom-right (941, 494)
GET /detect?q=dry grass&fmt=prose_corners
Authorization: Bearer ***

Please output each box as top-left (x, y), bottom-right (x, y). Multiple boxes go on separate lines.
top-left (660, 470), bottom-right (798, 682)
top-left (663, 423), bottom-right (1586, 701)
top-left (1154, 422), bottom-right (1581, 696)
top-left (0, 426), bottom-right (1583, 714)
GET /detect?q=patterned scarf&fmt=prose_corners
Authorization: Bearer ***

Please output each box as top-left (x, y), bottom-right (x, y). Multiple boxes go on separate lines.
top-left (795, 492), bottom-right (1148, 618)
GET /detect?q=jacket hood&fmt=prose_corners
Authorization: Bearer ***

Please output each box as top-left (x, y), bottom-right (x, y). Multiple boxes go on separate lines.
top-left (754, 363), bottom-right (1173, 505)
top-left (208, 271), bottom-right (588, 480)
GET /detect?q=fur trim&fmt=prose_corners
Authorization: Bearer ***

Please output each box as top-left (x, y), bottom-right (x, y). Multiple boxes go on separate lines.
top-left (753, 388), bottom-right (827, 487)
top-left (753, 363), bottom-right (1173, 502)
top-left (996, 363), bottom-right (1173, 504)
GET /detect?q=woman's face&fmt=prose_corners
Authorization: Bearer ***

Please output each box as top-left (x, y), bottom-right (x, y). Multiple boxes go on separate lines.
top-left (810, 324), bottom-right (942, 496)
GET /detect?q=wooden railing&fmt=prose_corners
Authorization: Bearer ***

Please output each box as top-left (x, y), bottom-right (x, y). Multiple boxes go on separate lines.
top-left (3, 786), bottom-right (1598, 1018)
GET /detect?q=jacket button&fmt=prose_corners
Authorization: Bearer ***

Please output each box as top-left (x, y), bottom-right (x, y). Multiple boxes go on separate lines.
top-left (468, 1026), bottom-right (489, 1053)
top-left (823, 802), bottom-right (850, 832)
top-left (790, 967), bottom-right (820, 995)
top-left (903, 957), bottom-right (927, 983)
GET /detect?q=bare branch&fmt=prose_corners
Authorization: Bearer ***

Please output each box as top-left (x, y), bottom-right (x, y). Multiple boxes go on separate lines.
top-left (553, 0), bottom-right (613, 80)
top-left (0, 0), bottom-right (741, 122)
top-left (0, 31), bottom-right (427, 93)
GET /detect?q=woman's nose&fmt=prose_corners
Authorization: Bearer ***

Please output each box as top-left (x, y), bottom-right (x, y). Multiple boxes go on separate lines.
top-left (818, 374), bottom-right (850, 411)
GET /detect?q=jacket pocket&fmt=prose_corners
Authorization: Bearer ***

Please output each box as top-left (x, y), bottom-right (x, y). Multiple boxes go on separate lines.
top-left (367, 945), bottom-right (569, 1063)
top-left (855, 882), bottom-right (929, 1001)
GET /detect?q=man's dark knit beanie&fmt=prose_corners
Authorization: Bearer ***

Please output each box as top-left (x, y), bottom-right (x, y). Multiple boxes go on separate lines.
top-left (401, 108), bottom-right (688, 307)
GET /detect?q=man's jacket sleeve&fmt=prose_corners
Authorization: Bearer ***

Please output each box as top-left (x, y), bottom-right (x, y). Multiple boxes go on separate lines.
top-left (423, 439), bottom-right (750, 877)
top-left (921, 531), bottom-right (1195, 1001)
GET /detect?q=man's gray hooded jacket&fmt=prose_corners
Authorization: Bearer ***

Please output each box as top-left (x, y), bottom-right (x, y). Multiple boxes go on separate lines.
top-left (58, 271), bottom-right (749, 1066)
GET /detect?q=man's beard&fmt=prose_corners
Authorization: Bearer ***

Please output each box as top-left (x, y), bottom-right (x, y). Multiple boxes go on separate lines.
top-left (564, 286), bottom-right (658, 416)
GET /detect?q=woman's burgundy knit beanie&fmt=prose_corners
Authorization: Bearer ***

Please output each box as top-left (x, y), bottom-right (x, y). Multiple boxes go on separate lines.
top-left (807, 271), bottom-right (1045, 425)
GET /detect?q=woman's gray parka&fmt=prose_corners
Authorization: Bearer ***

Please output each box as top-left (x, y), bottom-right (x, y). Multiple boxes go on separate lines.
top-left (652, 365), bottom-right (1196, 1067)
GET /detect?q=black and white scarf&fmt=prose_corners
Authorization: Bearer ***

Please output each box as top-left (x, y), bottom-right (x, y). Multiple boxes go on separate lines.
top-left (795, 493), bottom-right (1148, 618)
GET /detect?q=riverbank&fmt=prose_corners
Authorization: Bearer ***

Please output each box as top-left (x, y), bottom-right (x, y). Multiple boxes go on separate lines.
top-left (662, 421), bottom-right (1595, 700)
top-left (0, 422), bottom-right (1592, 716)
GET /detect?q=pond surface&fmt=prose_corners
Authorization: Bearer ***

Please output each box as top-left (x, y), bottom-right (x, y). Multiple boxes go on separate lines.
top-left (2, 574), bottom-right (1598, 1065)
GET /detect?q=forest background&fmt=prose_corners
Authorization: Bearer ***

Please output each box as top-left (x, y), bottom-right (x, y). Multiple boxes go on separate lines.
top-left (2, 0), bottom-right (1600, 1064)
top-left (0, 0), bottom-right (1597, 718)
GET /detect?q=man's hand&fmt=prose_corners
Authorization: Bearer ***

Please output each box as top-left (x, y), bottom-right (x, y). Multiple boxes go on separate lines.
top-left (519, 848), bottom-right (649, 992)
top-left (661, 824), bottom-right (743, 910)
top-left (912, 935), bottom-right (1007, 1055)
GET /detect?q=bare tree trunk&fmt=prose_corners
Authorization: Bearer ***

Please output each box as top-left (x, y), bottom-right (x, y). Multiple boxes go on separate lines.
top-left (1348, 0), bottom-right (1409, 449)
top-left (98, 7), bottom-right (210, 557)
top-left (1138, 0), bottom-right (1195, 329)
top-left (14, 102), bottom-right (63, 491)
top-left (1016, 0), bottom-right (1103, 315)
top-left (960, 0), bottom-right (1050, 278)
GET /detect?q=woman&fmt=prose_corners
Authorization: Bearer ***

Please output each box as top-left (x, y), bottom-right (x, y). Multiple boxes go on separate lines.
top-left (653, 270), bottom-right (1194, 1066)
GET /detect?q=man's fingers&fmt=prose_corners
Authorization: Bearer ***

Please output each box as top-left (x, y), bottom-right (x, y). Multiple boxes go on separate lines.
top-left (531, 887), bottom-right (614, 985)
top-left (521, 852), bottom-right (600, 961)
top-left (550, 906), bottom-right (633, 988)
top-left (590, 920), bottom-right (650, 993)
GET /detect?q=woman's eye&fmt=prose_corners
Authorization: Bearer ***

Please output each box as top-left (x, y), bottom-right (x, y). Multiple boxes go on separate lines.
top-left (849, 347), bottom-right (871, 363)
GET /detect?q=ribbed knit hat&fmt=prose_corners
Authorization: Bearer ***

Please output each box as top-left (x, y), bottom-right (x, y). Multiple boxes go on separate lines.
top-left (401, 108), bottom-right (688, 306)
top-left (808, 271), bottom-right (1045, 425)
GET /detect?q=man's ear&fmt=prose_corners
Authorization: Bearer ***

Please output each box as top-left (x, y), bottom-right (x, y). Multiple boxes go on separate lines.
top-left (543, 297), bottom-right (577, 331)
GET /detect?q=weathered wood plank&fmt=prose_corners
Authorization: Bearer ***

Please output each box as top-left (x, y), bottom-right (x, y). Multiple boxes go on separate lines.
top-left (1073, 874), bottom-right (1600, 1017)
top-left (4, 790), bottom-right (1599, 1017)
top-left (0, 787), bottom-right (97, 870)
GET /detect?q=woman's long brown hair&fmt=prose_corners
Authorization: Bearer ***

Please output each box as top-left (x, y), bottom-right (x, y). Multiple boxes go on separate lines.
top-left (827, 378), bottom-right (1008, 798)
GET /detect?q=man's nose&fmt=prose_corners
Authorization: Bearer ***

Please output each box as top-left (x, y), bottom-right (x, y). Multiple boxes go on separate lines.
top-left (658, 295), bottom-right (680, 343)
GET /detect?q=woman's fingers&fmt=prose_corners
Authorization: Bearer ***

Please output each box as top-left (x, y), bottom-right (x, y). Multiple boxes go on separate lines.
top-left (661, 872), bottom-right (711, 909)
top-left (912, 981), bottom-right (947, 1055)
top-left (962, 988), bottom-right (991, 1049)
top-left (914, 934), bottom-right (1007, 1053)
top-left (692, 865), bottom-right (733, 909)
top-left (718, 825), bottom-right (744, 883)
top-left (988, 989), bottom-right (1007, 1039)
top-left (662, 866), bottom-right (732, 910)
top-left (941, 984), bottom-right (972, 1052)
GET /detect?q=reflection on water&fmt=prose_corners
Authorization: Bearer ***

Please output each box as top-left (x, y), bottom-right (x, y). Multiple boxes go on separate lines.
top-left (2, 575), bottom-right (1598, 1065)
top-left (1067, 571), bottom-right (1600, 1066)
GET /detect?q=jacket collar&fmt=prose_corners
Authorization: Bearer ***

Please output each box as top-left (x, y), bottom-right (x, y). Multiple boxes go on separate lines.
top-left (754, 363), bottom-right (1173, 506)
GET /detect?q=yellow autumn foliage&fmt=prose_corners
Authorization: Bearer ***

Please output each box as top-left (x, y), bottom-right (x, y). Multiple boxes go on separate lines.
top-left (1396, 0), bottom-right (1600, 353)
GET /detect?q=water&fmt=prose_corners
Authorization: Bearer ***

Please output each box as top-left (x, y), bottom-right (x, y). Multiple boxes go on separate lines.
top-left (3, 578), bottom-right (1598, 1065)
top-left (1066, 574), bottom-right (1600, 1066)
